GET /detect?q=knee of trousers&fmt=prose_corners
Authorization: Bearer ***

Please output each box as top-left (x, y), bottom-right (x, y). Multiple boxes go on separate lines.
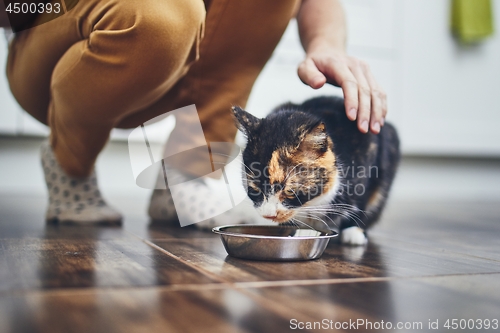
top-left (145, 1), bottom-right (205, 73)
top-left (90, 0), bottom-right (206, 89)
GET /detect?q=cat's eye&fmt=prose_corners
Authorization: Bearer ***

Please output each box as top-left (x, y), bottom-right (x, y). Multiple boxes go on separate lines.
top-left (284, 188), bottom-right (295, 199)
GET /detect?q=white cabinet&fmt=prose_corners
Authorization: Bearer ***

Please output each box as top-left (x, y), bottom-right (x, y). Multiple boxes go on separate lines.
top-left (397, 0), bottom-right (500, 156)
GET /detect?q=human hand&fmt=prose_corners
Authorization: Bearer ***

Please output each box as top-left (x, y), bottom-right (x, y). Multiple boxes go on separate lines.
top-left (298, 47), bottom-right (387, 134)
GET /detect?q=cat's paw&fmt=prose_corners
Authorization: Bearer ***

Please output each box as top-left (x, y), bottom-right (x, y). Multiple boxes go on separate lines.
top-left (340, 226), bottom-right (368, 246)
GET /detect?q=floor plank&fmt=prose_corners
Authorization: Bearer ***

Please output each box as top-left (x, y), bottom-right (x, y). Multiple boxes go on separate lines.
top-left (2, 273), bottom-right (498, 333)
top-left (240, 273), bottom-right (500, 332)
top-left (0, 287), bottom-right (299, 333)
top-left (2, 190), bottom-right (500, 332)
top-left (150, 236), bottom-right (500, 283)
top-left (372, 201), bottom-right (500, 261)
top-left (0, 235), bottom-right (217, 292)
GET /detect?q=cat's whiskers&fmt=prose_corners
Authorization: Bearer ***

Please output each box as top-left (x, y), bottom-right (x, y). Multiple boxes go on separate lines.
top-left (290, 217), bottom-right (316, 231)
top-left (332, 206), bottom-right (368, 220)
top-left (307, 211), bottom-right (338, 228)
top-left (302, 203), bottom-right (367, 217)
top-left (296, 210), bottom-right (337, 229)
top-left (294, 211), bottom-right (333, 230)
top-left (332, 209), bottom-right (365, 227)
top-left (300, 206), bottom-right (357, 213)
top-left (289, 220), bottom-right (301, 229)
top-left (330, 203), bottom-right (368, 215)
top-left (298, 205), bottom-right (365, 227)
top-left (304, 208), bottom-right (363, 226)
top-left (284, 162), bottom-right (305, 182)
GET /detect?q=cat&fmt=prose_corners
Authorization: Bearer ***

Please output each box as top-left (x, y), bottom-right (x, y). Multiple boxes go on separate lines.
top-left (232, 96), bottom-right (400, 245)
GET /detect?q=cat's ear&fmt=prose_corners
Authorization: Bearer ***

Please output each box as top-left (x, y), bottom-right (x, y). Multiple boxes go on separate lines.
top-left (298, 122), bottom-right (329, 154)
top-left (232, 106), bottom-right (261, 135)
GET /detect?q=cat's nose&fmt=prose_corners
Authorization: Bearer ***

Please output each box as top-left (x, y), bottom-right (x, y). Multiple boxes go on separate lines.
top-left (263, 215), bottom-right (277, 220)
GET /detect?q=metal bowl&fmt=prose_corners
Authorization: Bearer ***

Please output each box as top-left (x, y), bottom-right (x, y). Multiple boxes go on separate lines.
top-left (212, 225), bottom-right (338, 261)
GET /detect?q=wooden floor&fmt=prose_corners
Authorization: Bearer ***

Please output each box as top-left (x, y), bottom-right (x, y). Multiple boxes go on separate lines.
top-left (1, 194), bottom-right (500, 333)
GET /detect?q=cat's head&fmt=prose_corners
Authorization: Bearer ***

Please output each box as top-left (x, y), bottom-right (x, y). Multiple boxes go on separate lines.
top-left (232, 106), bottom-right (340, 223)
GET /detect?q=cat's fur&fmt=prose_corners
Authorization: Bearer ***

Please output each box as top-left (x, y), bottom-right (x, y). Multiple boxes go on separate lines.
top-left (232, 96), bottom-right (400, 244)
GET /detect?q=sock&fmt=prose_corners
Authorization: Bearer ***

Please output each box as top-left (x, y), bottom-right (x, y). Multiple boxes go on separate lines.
top-left (147, 167), bottom-right (269, 229)
top-left (41, 140), bottom-right (122, 224)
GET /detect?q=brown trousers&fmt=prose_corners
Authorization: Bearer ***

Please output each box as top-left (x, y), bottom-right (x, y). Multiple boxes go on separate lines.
top-left (7, 0), bottom-right (298, 177)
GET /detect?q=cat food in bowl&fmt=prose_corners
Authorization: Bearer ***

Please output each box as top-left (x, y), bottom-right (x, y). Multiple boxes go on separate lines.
top-left (212, 225), bottom-right (338, 261)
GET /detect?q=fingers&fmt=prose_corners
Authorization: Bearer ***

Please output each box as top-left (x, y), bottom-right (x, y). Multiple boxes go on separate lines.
top-left (350, 62), bottom-right (371, 133)
top-left (363, 65), bottom-right (387, 134)
top-left (298, 54), bottom-right (387, 134)
top-left (324, 57), bottom-right (387, 133)
top-left (298, 58), bottom-right (327, 89)
top-left (340, 80), bottom-right (359, 121)
top-left (318, 58), bottom-right (359, 121)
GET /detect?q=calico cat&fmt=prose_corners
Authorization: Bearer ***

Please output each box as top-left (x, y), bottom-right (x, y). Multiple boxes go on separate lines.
top-left (232, 96), bottom-right (400, 245)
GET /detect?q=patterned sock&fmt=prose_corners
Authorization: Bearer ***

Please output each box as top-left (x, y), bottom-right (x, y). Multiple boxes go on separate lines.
top-left (41, 140), bottom-right (122, 224)
top-left (148, 188), bottom-right (177, 222)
